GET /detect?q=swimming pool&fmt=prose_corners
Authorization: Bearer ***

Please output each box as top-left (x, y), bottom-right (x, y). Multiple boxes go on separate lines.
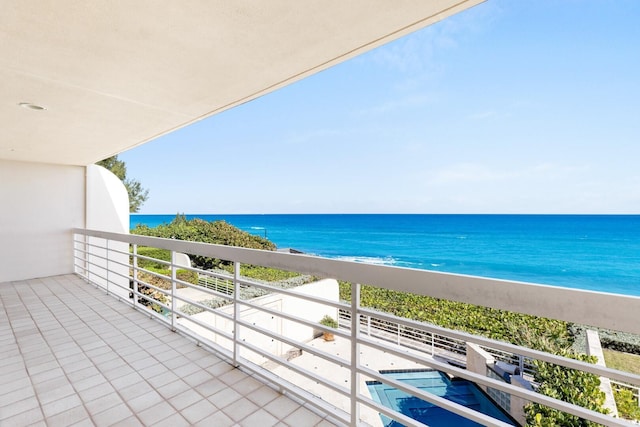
top-left (366, 370), bottom-right (516, 426)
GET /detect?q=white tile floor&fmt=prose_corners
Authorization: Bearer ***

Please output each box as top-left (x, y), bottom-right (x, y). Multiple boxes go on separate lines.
top-left (0, 275), bottom-right (340, 426)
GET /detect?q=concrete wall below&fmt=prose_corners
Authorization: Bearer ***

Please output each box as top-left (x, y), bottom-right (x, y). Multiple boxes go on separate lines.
top-left (586, 329), bottom-right (619, 418)
top-left (466, 343), bottom-right (495, 392)
top-left (178, 279), bottom-right (339, 365)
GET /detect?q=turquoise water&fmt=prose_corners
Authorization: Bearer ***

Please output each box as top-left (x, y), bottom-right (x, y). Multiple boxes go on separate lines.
top-left (130, 214), bottom-right (640, 296)
top-left (366, 370), bottom-right (515, 426)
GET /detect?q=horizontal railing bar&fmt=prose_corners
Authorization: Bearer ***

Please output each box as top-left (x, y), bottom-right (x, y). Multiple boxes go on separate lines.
top-left (176, 313), bottom-right (234, 341)
top-left (73, 261), bottom-right (87, 271)
top-left (104, 246), bottom-right (133, 258)
top-left (356, 394), bottom-right (431, 427)
top-left (84, 269), bottom-right (108, 285)
top-left (238, 339), bottom-right (351, 398)
top-left (82, 238), bottom-right (107, 248)
top-left (174, 281), bottom-right (235, 301)
top-left (611, 380), bottom-right (640, 389)
top-left (73, 228), bottom-right (640, 335)
top-left (173, 294), bottom-right (234, 318)
top-left (135, 266), bottom-right (173, 282)
top-left (102, 267), bottom-right (131, 284)
top-left (134, 277), bottom-right (171, 297)
top-left (85, 252), bottom-right (109, 264)
top-left (237, 299), bottom-right (351, 340)
top-left (191, 266), bottom-right (233, 280)
top-left (233, 277), bottom-right (347, 311)
top-left (132, 253), bottom-right (171, 267)
top-left (236, 319), bottom-right (350, 368)
top-left (142, 302), bottom-right (171, 325)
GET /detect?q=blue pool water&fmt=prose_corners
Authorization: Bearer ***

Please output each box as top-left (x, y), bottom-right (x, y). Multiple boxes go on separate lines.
top-left (366, 370), bottom-right (515, 426)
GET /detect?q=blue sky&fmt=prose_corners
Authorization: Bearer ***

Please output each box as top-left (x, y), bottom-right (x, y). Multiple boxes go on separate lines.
top-left (122, 0), bottom-right (640, 214)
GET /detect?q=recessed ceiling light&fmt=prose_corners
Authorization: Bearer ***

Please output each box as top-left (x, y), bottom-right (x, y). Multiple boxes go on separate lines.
top-left (18, 102), bottom-right (46, 111)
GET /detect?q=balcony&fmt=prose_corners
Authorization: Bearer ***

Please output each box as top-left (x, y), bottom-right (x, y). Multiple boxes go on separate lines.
top-left (2, 228), bottom-right (640, 426)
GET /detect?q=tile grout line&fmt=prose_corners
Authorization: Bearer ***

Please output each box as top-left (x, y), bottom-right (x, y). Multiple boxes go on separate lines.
top-left (5, 279), bottom-right (47, 425)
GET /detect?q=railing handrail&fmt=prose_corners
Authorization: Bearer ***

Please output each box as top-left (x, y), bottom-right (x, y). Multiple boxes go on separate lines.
top-left (72, 227), bottom-right (640, 336)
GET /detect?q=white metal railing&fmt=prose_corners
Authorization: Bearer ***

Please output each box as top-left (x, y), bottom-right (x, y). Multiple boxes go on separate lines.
top-left (72, 228), bottom-right (640, 427)
top-left (338, 309), bottom-right (536, 377)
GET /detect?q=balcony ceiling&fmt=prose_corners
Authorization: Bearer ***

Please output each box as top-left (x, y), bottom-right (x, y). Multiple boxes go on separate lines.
top-left (1, 1), bottom-right (482, 166)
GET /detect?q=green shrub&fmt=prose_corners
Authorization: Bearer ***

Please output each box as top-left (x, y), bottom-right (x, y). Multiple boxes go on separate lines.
top-left (614, 387), bottom-right (640, 421)
top-left (221, 264), bottom-right (302, 282)
top-left (339, 282), bottom-right (571, 346)
top-left (176, 269), bottom-right (198, 285)
top-left (132, 215), bottom-right (275, 269)
top-left (525, 351), bottom-right (606, 426)
top-left (319, 315), bottom-right (338, 328)
top-left (133, 247), bottom-right (171, 274)
top-left (600, 339), bottom-right (640, 356)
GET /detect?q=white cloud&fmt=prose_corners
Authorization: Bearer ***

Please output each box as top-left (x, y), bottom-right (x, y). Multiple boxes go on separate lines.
top-left (467, 110), bottom-right (497, 120)
top-left (427, 163), bottom-right (515, 185)
top-left (284, 128), bottom-right (344, 145)
top-left (353, 94), bottom-right (432, 117)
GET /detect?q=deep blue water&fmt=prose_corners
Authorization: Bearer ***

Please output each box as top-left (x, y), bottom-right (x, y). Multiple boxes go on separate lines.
top-left (130, 214), bottom-right (640, 296)
top-left (366, 370), bottom-right (514, 426)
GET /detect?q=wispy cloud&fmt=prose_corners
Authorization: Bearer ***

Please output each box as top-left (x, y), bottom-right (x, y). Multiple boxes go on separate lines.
top-left (427, 162), bottom-right (516, 185)
top-left (284, 128), bottom-right (345, 145)
top-left (362, 1), bottom-right (499, 75)
top-left (467, 110), bottom-right (497, 120)
top-left (353, 94), bottom-right (432, 117)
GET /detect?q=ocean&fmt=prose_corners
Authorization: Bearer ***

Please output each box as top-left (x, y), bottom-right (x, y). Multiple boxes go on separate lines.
top-left (130, 214), bottom-right (640, 296)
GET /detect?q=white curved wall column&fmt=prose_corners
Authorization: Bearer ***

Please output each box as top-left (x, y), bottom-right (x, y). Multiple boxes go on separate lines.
top-left (84, 165), bottom-right (130, 299)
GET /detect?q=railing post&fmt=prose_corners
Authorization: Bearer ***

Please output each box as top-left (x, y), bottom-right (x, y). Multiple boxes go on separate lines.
top-left (431, 332), bottom-right (435, 356)
top-left (132, 244), bottom-right (139, 308)
top-left (80, 232), bottom-right (88, 278)
top-left (105, 239), bottom-right (110, 295)
top-left (87, 235), bottom-right (91, 280)
top-left (519, 355), bottom-right (524, 376)
top-left (367, 315), bottom-right (371, 336)
top-left (233, 261), bottom-right (241, 367)
top-left (350, 283), bottom-right (361, 426)
top-left (171, 251), bottom-right (177, 331)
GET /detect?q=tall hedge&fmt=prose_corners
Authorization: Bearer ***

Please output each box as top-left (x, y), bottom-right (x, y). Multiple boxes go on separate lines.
top-left (132, 214), bottom-right (275, 269)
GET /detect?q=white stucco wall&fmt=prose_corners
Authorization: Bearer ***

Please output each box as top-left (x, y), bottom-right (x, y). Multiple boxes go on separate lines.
top-left (86, 164), bottom-right (129, 233)
top-left (0, 160), bottom-right (85, 282)
top-left (466, 343), bottom-right (495, 392)
top-left (84, 164), bottom-right (130, 299)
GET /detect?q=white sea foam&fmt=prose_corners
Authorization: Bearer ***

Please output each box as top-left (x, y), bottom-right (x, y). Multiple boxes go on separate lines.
top-left (335, 256), bottom-right (397, 266)
top-left (430, 263), bottom-right (442, 267)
